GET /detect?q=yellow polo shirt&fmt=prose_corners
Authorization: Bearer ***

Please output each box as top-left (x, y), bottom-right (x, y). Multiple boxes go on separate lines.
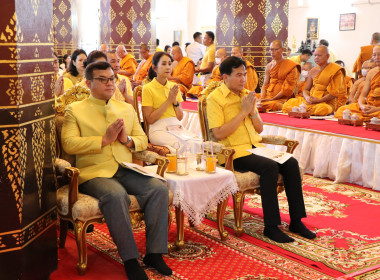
top-left (207, 83), bottom-right (263, 163)
top-left (289, 55), bottom-right (301, 64)
top-left (200, 43), bottom-right (216, 69)
top-left (142, 78), bottom-right (183, 120)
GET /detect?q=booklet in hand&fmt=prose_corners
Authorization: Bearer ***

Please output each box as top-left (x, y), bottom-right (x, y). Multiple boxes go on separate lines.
top-left (247, 147), bottom-right (293, 164)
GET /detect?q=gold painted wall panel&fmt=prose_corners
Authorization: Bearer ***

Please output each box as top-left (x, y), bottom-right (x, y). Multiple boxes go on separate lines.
top-left (53, 0), bottom-right (74, 55)
top-left (0, 0), bottom-right (57, 278)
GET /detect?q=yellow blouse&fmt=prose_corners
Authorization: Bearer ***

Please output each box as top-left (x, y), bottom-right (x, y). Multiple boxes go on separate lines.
top-left (142, 78), bottom-right (183, 120)
top-left (63, 72), bottom-right (84, 85)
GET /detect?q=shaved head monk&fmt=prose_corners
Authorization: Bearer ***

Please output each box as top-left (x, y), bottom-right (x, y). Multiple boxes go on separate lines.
top-left (347, 60), bottom-right (376, 104)
top-left (133, 44), bottom-right (153, 86)
top-left (335, 46), bottom-right (380, 120)
top-left (99, 44), bottom-right (109, 53)
top-left (282, 46), bottom-right (346, 116)
top-left (352, 32), bottom-right (380, 79)
top-left (231, 46), bottom-right (258, 92)
top-left (260, 40), bottom-right (301, 111)
top-left (169, 46), bottom-right (195, 99)
top-left (116, 44), bottom-right (138, 80)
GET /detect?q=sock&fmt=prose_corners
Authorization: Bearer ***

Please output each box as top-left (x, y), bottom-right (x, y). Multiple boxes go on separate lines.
top-left (264, 225), bottom-right (294, 243)
top-left (143, 253), bottom-right (172, 276)
top-left (123, 259), bottom-right (148, 280)
top-left (289, 220), bottom-right (317, 239)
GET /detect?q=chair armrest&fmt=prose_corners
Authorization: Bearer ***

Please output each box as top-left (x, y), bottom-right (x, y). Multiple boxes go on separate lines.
top-left (220, 148), bottom-right (235, 171)
top-left (261, 135), bottom-right (299, 154)
top-left (132, 150), bottom-right (169, 177)
top-left (55, 158), bottom-right (71, 175)
top-left (64, 166), bottom-right (80, 217)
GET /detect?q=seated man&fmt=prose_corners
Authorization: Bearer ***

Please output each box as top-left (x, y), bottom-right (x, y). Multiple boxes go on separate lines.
top-left (187, 48), bottom-right (227, 97)
top-left (231, 46), bottom-right (259, 92)
top-left (295, 62), bottom-right (313, 97)
top-left (169, 46), bottom-right (195, 98)
top-left (207, 56), bottom-right (316, 243)
top-left (61, 61), bottom-right (172, 280)
top-left (282, 46), bottom-right (346, 116)
top-left (335, 46), bottom-right (380, 120)
top-left (260, 40), bottom-right (301, 111)
top-left (289, 49), bottom-right (313, 65)
top-left (133, 44), bottom-right (153, 86)
top-left (116, 44), bottom-right (138, 80)
top-left (347, 60), bottom-right (376, 104)
top-left (106, 51), bottom-right (134, 104)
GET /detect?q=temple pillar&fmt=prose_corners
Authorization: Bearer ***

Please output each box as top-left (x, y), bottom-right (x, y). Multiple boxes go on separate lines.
top-left (0, 1), bottom-right (57, 279)
top-left (53, 0), bottom-right (77, 56)
top-left (100, 0), bottom-right (156, 59)
top-left (216, 0), bottom-right (289, 89)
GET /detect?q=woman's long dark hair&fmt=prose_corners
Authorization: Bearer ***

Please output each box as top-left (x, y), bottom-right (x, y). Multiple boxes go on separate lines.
top-left (67, 49), bottom-right (87, 77)
top-left (148, 51), bottom-right (173, 80)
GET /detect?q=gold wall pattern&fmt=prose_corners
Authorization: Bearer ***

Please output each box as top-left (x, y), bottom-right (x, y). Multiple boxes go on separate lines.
top-left (100, 0), bottom-right (155, 58)
top-left (0, 0), bottom-right (57, 276)
top-left (53, 0), bottom-right (74, 55)
top-left (216, 0), bottom-right (289, 90)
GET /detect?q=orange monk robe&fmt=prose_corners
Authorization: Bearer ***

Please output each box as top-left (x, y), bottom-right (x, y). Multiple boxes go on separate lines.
top-left (335, 70), bottom-right (380, 120)
top-left (261, 59), bottom-right (301, 111)
top-left (336, 75), bottom-right (353, 108)
top-left (120, 54), bottom-right (138, 80)
top-left (186, 65), bottom-right (222, 97)
top-left (245, 60), bottom-right (258, 92)
top-left (295, 80), bottom-right (307, 97)
top-left (352, 45), bottom-right (374, 74)
top-left (171, 57), bottom-right (195, 95)
top-left (348, 78), bottom-right (366, 103)
top-left (283, 63), bottom-right (346, 116)
top-left (134, 54), bottom-right (153, 82)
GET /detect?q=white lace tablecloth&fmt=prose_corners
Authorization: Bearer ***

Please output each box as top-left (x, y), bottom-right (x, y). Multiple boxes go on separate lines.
top-left (144, 165), bottom-right (238, 226)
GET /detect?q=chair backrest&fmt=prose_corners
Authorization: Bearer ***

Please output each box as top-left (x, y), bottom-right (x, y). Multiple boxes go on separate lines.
top-left (198, 96), bottom-right (218, 143)
top-left (55, 114), bottom-right (76, 167)
top-left (133, 85), bottom-right (150, 135)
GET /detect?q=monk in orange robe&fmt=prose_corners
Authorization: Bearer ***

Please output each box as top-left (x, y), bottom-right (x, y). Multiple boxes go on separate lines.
top-left (116, 44), bottom-right (138, 80)
top-left (260, 40), bottom-right (301, 111)
top-left (133, 44), bottom-right (153, 86)
top-left (335, 46), bottom-right (380, 120)
top-left (187, 48), bottom-right (226, 97)
top-left (352, 32), bottom-right (380, 79)
top-left (282, 46), bottom-right (346, 116)
top-left (294, 62), bottom-right (313, 97)
top-left (168, 46), bottom-right (195, 98)
top-left (347, 60), bottom-right (376, 104)
top-left (335, 60), bottom-right (353, 108)
top-left (231, 46), bottom-right (258, 92)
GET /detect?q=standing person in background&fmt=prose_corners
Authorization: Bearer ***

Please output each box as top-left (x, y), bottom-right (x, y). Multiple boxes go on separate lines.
top-left (195, 31), bottom-right (216, 85)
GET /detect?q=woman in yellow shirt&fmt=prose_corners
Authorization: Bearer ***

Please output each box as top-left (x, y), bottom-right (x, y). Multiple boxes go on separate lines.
top-left (63, 49), bottom-right (87, 85)
top-left (142, 52), bottom-right (199, 153)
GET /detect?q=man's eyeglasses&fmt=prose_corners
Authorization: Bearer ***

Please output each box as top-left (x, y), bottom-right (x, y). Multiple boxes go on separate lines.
top-left (269, 48), bottom-right (281, 52)
top-left (93, 77), bottom-right (116, 84)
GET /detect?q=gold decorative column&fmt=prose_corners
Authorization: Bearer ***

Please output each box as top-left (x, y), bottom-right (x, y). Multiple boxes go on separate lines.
top-left (0, 1), bottom-right (57, 279)
top-left (216, 0), bottom-right (289, 89)
top-left (53, 0), bottom-right (75, 55)
top-left (100, 0), bottom-right (156, 58)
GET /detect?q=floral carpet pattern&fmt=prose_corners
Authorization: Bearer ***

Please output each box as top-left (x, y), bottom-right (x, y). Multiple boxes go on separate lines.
top-left (85, 175), bottom-right (380, 279)
top-left (207, 175), bottom-right (380, 278)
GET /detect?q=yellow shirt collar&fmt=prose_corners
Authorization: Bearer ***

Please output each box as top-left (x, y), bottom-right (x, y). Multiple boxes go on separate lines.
top-left (220, 83), bottom-right (248, 98)
top-left (89, 95), bottom-right (108, 106)
top-left (151, 77), bottom-right (171, 89)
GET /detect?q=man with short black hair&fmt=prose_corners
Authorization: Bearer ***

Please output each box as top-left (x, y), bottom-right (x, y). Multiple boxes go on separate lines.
top-left (207, 56), bottom-right (315, 244)
top-left (195, 31), bottom-right (216, 85)
top-left (319, 39), bottom-right (337, 62)
top-left (289, 49), bottom-right (313, 65)
top-left (186, 31), bottom-right (205, 65)
top-left (62, 61), bottom-right (172, 280)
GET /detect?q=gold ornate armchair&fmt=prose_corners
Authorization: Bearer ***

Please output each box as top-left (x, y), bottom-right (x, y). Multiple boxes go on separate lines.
top-left (55, 89), bottom-right (173, 275)
top-left (198, 96), bottom-right (299, 236)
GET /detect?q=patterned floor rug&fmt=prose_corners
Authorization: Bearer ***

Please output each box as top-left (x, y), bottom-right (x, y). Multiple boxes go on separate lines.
top-left (206, 175), bottom-right (380, 279)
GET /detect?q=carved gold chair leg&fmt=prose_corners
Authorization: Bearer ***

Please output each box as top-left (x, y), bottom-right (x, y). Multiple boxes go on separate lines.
top-left (174, 206), bottom-right (185, 250)
top-left (216, 197), bottom-right (229, 241)
top-left (232, 191), bottom-right (245, 237)
top-left (74, 220), bottom-right (88, 276)
top-left (59, 219), bottom-right (68, 248)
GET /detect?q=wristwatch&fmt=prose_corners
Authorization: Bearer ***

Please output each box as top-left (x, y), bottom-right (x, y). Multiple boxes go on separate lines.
top-left (173, 102), bottom-right (180, 107)
top-left (120, 136), bottom-right (132, 145)
top-left (249, 112), bottom-right (258, 119)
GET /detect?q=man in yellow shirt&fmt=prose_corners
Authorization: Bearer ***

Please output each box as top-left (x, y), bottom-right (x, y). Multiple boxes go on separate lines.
top-left (62, 61), bottom-right (172, 280)
top-left (207, 56), bottom-right (315, 243)
top-left (289, 49), bottom-right (313, 65)
top-left (195, 31), bottom-right (216, 85)
top-left (116, 44), bottom-right (138, 80)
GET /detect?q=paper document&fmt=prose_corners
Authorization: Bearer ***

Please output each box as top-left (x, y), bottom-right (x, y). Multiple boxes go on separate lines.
top-left (121, 162), bottom-right (166, 182)
top-left (167, 125), bottom-right (202, 141)
top-left (247, 147), bottom-right (293, 164)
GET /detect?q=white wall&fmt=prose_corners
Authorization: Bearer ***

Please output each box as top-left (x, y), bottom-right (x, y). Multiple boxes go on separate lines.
top-left (289, 0), bottom-right (380, 76)
top-left (155, 0), bottom-right (216, 50)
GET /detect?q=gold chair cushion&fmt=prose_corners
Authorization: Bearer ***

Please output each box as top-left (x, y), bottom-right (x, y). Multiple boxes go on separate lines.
top-left (234, 171), bottom-right (260, 192)
top-left (57, 185), bottom-right (174, 221)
